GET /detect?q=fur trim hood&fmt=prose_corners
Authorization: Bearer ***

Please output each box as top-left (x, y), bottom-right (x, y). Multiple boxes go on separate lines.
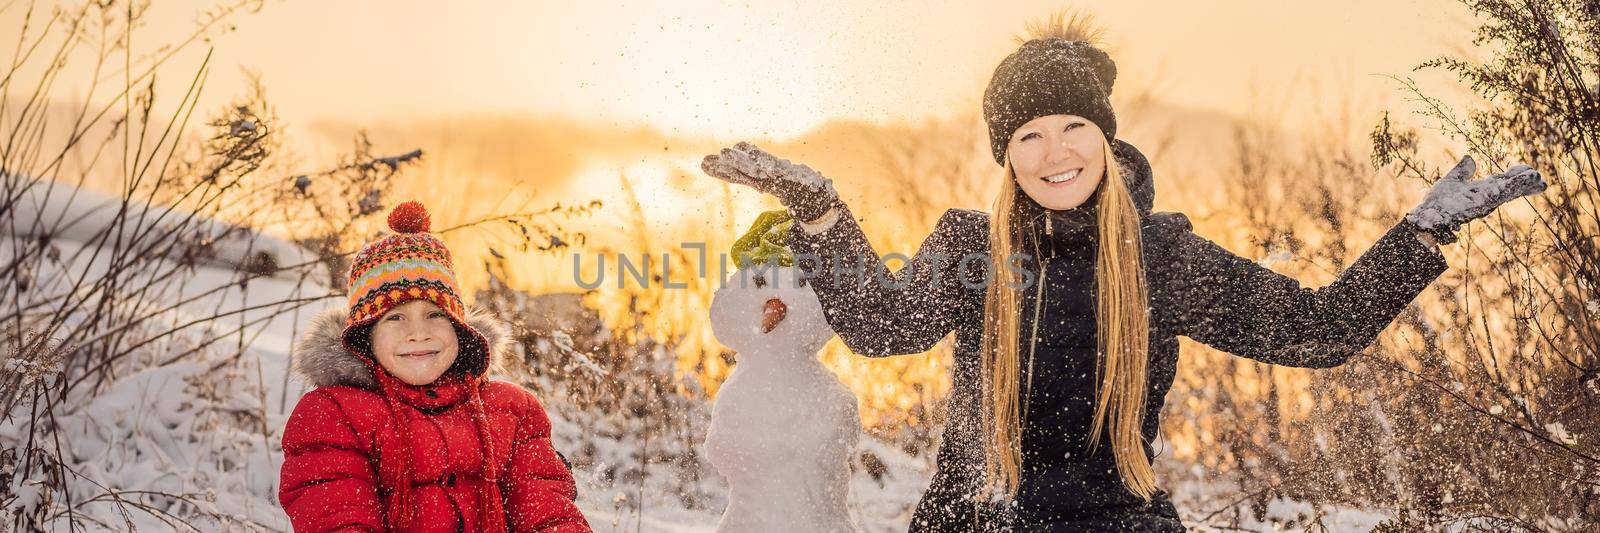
top-left (291, 305), bottom-right (514, 389)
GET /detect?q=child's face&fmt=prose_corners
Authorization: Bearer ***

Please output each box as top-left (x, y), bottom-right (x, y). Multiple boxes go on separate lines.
top-left (369, 299), bottom-right (460, 386)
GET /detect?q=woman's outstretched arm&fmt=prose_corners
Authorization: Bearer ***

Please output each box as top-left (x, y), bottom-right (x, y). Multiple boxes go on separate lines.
top-left (1164, 215), bottom-right (1448, 368)
top-left (701, 142), bottom-right (986, 357)
top-left (785, 203), bottom-right (987, 356)
top-left (1167, 156), bottom-right (1545, 367)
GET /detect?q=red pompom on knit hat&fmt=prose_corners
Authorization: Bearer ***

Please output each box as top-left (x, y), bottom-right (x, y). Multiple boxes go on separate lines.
top-left (387, 200), bottom-right (432, 233)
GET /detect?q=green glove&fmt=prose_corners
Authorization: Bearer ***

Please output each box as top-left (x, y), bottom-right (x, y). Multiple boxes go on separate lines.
top-left (730, 210), bottom-right (794, 268)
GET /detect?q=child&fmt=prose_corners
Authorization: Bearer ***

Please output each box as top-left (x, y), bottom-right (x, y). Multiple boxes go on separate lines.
top-left (279, 201), bottom-right (590, 532)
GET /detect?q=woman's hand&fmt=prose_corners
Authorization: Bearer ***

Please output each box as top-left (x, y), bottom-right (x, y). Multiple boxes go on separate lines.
top-left (701, 142), bottom-right (840, 223)
top-left (1405, 155), bottom-right (1547, 244)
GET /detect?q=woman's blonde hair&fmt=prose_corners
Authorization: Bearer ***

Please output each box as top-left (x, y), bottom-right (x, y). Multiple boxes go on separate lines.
top-left (980, 138), bottom-right (1154, 501)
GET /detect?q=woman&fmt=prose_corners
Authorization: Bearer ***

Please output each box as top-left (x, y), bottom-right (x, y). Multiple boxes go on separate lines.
top-left (698, 19), bottom-right (1546, 532)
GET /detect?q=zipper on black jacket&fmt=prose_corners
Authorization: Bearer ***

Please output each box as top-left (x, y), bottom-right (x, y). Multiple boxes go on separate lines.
top-left (1022, 215), bottom-right (1049, 424)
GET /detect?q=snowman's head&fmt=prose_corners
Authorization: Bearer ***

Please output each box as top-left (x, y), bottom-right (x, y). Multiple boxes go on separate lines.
top-left (709, 265), bottom-right (834, 358)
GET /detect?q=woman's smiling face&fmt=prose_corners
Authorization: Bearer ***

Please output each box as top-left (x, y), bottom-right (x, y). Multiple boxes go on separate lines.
top-left (1007, 114), bottom-right (1107, 210)
top-left (369, 299), bottom-right (460, 386)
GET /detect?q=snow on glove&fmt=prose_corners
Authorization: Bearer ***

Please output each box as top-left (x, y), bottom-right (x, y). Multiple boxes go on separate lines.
top-left (1404, 155), bottom-right (1547, 244)
top-left (701, 142), bottom-right (841, 223)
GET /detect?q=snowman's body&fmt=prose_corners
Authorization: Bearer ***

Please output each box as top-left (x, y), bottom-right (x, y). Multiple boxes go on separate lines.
top-left (704, 266), bottom-right (863, 533)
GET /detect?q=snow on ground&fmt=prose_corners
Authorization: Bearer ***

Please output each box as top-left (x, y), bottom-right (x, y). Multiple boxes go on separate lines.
top-left (1165, 477), bottom-right (1391, 532)
top-left (6, 182), bottom-right (323, 283)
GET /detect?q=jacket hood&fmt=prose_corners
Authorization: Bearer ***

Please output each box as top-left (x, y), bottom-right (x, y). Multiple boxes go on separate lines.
top-left (1114, 139), bottom-right (1155, 215)
top-left (291, 305), bottom-right (513, 390)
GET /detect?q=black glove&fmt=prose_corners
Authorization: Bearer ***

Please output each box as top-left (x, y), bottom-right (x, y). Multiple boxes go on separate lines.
top-left (700, 142), bottom-right (841, 223)
top-left (1404, 155), bottom-right (1546, 244)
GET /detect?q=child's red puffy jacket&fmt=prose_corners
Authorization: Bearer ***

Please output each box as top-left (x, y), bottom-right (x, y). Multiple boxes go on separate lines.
top-left (279, 307), bottom-right (589, 532)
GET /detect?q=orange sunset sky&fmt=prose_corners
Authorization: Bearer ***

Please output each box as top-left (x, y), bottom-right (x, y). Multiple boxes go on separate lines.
top-left (7, 0), bottom-right (1476, 144)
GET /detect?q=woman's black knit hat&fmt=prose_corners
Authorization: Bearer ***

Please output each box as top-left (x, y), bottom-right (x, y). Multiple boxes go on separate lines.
top-left (982, 38), bottom-right (1118, 166)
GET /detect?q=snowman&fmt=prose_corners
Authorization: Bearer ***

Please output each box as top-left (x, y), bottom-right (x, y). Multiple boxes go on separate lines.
top-left (704, 211), bottom-right (864, 533)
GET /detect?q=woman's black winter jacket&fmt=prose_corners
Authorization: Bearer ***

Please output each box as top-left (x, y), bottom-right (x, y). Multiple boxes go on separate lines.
top-left (784, 140), bottom-right (1448, 531)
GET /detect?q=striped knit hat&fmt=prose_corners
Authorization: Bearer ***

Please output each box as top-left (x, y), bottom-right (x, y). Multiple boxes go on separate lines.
top-left (339, 200), bottom-right (492, 377)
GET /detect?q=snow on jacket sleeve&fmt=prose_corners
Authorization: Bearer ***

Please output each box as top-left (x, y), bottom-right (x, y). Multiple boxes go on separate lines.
top-left (785, 204), bottom-right (986, 356)
top-left (502, 390), bottom-right (590, 533)
top-left (1163, 214), bottom-right (1449, 368)
top-left (279, 389), bottom-right (384, 533)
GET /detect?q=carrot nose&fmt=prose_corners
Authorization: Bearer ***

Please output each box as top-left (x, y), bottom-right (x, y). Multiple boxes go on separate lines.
top-left (761, 297), bottom-right (787, 333)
